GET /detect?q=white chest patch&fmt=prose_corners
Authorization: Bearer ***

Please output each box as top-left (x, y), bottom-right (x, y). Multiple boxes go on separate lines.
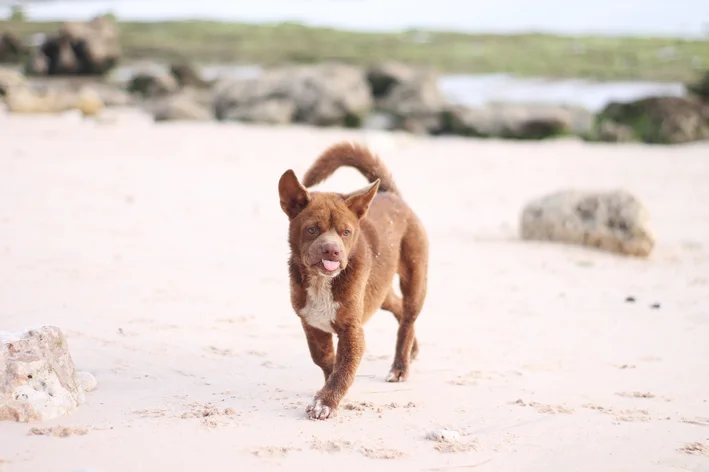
top-left (300, 277), bottom-right (339, 334)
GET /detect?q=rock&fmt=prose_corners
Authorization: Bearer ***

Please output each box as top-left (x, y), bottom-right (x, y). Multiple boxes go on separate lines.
top-left (0, 32), bottom-right (25, 63)
top-left (74, 371), bottom-right (97, 392)
top-left (426, 429), bottom-right (461, 442)
top-left (0, 67), bottom-right (26, 96)
top-left (36, 15), bottom-right (121, 76)
top-left (4, 86), bottom-right (104, 116)
top-left (520, 190), bottom-right (655, 257)
top-left (170, 62), bottom-right (208, 88)
top-left (593, 97), bottom-right (709, 144)
top-left (93, 107), bottom-right (155, 126)
top-left (153, 93), bottom-right (212, 121)
top-left (24, 50), bottom-right (49, 76)
top-left (127, 72), bottom-right (179, 98)
top-left (377, 71), bottom-right (447, 134)
top-left (440, 103), bottom-right (593, 140)
top-left (179, 85), bottom-right (214, 109)
top-left (215, 63), bottom-right (372, 127)
top-left (73, 87), bottom-right (104, 116)
top-left (362, 111), bottom-right (398, 130)
top-left (366, 61), bottom-right (417, 99)
top-left (0, 326), bottom-right (95, 423)
top-left (91, 83), bottom-right (133, 107)
top-left (593, 119), bottom-right (636, 143)
top-left (687, 70), bottom-right (709, 101)
top-left (218, 96), bottom-right (295, 124)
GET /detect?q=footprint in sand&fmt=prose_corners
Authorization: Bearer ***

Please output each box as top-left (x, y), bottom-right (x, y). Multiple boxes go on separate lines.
top-left (28, 426), bottom-right (89, 437)
top-left (512, 399), bottom-right (574, 414)
top-left (614, 409), bottom-right (652, 422)
top-left (582, 404), bottom-right (652, 422)
top-left (176, 402), bottom-right (238, 428)
top-left (360, 447), bottom-right (406, 460)
top-left (678, 442), bottom-right (709, 457)
top-left (450, 370), bottom-right (522, 386)
top-left (615, 391), bottom-right (656, 399)
top-left (205, 345), bottom-right (235, 356)
top-left (311, 439), bottom-right (355, 453)
top-left (251, 446), bottom-right (299, 458)
top-left (132, 408), bottom-right (167, 418)
top-left (247, 350), bottom-right (268, 357)
top-left (680, 417), bottom-right (709, 426)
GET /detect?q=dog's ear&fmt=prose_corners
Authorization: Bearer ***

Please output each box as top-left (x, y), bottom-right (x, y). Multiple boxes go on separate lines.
top-left (345, 179), bottom-right (380, 220)
top-left (279, 169), bottom-right (311, 219)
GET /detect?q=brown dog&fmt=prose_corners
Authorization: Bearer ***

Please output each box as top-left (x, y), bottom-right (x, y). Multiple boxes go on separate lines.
top-left (278, 141), bottom-right (429, 420)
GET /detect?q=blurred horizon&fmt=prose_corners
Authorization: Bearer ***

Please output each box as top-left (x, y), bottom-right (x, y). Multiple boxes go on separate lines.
top-left (1, 0), bottom-right (708, 39)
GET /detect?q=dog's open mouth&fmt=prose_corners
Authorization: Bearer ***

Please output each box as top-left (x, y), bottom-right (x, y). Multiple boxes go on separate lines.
top-left (321, 259), bottom-right (340, 273)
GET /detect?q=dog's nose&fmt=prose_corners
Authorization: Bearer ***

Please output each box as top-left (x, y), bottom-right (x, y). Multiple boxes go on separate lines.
top-left (321, 243), bottom-right (341, 260)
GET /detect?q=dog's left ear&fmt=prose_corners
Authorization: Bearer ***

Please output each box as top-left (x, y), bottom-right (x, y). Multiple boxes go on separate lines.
top-left (345, 179), bottom-right (380, 220)
top-left (279, 169), bottom-right (311, 219)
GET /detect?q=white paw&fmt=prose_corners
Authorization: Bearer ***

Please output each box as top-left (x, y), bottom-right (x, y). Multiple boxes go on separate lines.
top-left (306, 398), bottom-right (332, 420)
top-left (385, 367), bottom-right (408, 382)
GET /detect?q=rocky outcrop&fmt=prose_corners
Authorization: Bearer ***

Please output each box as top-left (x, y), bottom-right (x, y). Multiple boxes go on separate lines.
top-left (28, 15), bottom-right (120, 76)
top-left (91, 83), bottom-right (134, 107)
top-left (0, 66), bottom-right (26, 97)
top-left (374, 70), bottom-right (448, 134)
top-left (215, 63), bottom-right (372, 127)
top-left (366, 61), bottom-right (418, 99)
top-left (1, 326), bottom-right (96, 423)
top-left (4, 86), bottom-right (104, 116)
top-left (0, 32), bottom-right (25, 64)
top-left (687, 70), bottom-right (709, 101)
top-left (170, 62), bottom-right (209, 88)
top-left (152, 92), bottom-right (212, 121)
top-left (440, 103), bottom-right (593, 140)
top-left (520, 190), bottom-right (655, 257)
top-left (593, 97), bottom-right (709, 144)
top-left (127, 71), bottom-right (179, 98)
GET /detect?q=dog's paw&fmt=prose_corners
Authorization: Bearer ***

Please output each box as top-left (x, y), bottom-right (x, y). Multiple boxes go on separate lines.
top-left (306, 398), bottom-right (335, 420)
top-left (385, 366), bottom-right (409, 383)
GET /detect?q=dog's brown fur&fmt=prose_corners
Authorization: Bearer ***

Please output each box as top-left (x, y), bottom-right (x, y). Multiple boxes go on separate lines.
top-left (278, 141), bottom-right (429, 420)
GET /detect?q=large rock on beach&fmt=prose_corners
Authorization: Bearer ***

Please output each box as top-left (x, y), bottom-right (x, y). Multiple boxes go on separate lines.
top-left (1, 326), bottom-right (96, 423)
top-left (520, 190), bottom-right (655, 257)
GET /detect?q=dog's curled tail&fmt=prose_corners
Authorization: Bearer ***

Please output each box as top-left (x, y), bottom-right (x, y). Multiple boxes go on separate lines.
top-left (302, 141), bottom-right (400, 196)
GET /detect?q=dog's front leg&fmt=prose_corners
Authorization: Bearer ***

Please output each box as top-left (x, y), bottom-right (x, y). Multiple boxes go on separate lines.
top-left (301, 320), bottom-right (335, 382)
top-left (306, 322), bottom-right (365, 420)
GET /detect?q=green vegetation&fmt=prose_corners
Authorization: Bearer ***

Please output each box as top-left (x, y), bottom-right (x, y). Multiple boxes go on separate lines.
top-left (8, 5), bottom-right (26, 22)
top-left (1, 19), bottom-right (708, 82)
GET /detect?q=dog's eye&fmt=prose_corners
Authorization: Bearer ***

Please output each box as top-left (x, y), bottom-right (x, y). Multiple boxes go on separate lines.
top-left (342, 230), bottom-right (351, 237)
top-left (307, 227), bottom-right (318, 235)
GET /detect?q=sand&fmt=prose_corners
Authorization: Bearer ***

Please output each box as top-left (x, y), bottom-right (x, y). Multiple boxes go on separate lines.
top-left (1, 109), bottom-right (708, 472)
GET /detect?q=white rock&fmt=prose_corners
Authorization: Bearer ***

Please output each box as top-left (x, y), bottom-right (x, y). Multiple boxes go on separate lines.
top-left (426, 429), bottom-right (461, 442)
top-left (0, 326), bottom-right (94, 422)
top-left (520, 189), bottom-right (655, 257)
top-left (74, 371), bottom-right (98, 393)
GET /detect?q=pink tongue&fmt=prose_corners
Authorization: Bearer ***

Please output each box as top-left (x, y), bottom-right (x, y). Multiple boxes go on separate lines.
top-left (322, 260), bottom-right (339, 271)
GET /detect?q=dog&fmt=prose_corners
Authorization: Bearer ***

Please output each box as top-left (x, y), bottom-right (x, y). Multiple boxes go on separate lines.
top-left (277, 141), bottom-right (429, 420)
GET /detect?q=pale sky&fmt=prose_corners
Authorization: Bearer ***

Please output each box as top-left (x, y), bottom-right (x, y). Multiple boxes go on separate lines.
top-left (3, 0), bottom-right (709, 38)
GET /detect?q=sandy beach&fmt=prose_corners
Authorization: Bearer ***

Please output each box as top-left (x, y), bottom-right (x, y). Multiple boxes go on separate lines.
top-left (1, 109), bottom-right (708, 471)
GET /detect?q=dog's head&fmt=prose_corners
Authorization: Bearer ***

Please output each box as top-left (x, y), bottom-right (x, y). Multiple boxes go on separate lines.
top-left (278, 169), bottom-right (379, 278)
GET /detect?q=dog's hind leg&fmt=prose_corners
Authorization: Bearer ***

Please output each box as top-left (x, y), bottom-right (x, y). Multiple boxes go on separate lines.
top-left (386, 221), bottom-right (428, 383)
top-left (381, 289), bottom-right (419, 360)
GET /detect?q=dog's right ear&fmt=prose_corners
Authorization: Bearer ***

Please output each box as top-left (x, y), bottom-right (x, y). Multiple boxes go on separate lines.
top-left (278, 169), bottom-right (311, 219)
